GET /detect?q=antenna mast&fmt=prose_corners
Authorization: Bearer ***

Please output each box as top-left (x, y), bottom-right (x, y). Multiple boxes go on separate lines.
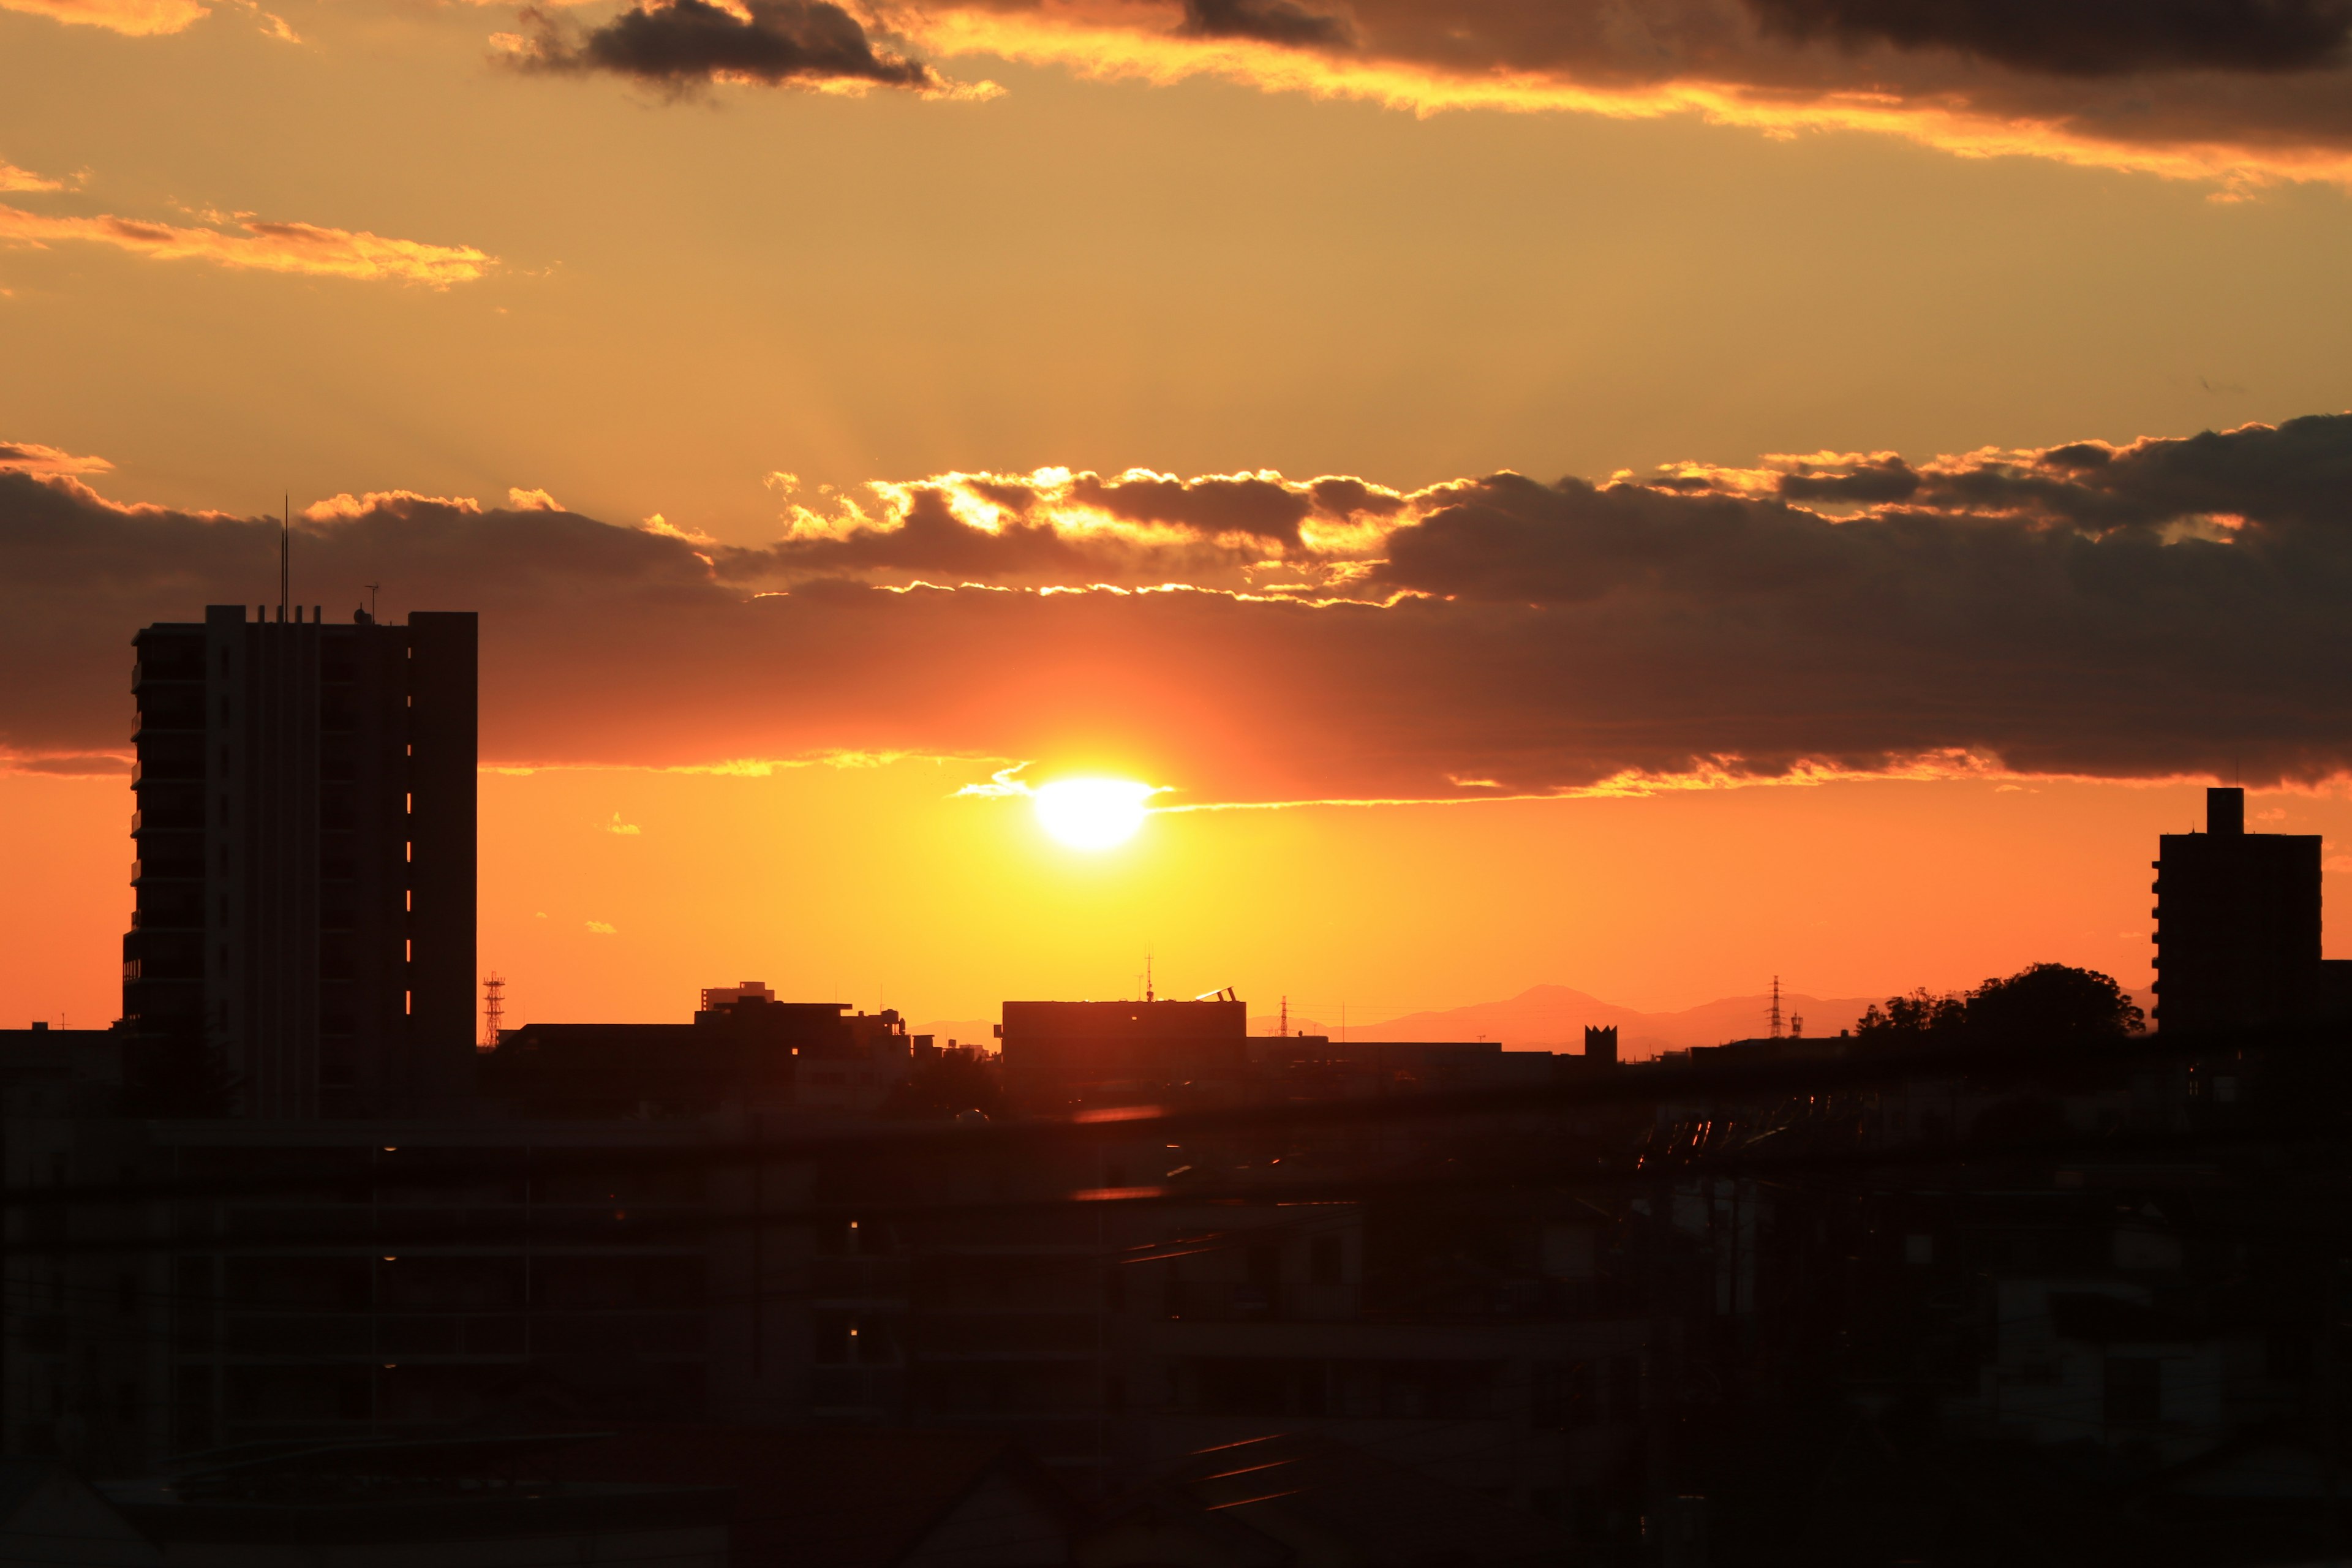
top-left (1279, 996), bottom-right (1287, 1038)
top-left (279, 494), bottom-right (290, 620)
top-left (1768, 975), bottom-right (1784, 1040)
top-left (1144, 954), bottom-right (1154, 1004)
top-left (481, 973), bottom-right (504, 1050)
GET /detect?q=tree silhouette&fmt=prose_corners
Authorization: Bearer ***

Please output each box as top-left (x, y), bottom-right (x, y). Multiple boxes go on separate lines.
top-left (1966, 962), bottom-right (2143, 1044)
top-left (1853, 962), bottom-right (2143, 1049)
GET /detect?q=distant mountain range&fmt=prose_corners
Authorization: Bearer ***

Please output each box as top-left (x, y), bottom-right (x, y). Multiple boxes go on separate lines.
top-left (914, 985), bottom-right (1890, 1063)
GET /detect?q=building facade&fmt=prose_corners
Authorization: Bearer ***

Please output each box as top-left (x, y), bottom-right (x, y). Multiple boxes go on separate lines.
top-left (123, 605), bottom-right (477, 1118)
top-left (2151, 786), bottom-right (2324, 1033)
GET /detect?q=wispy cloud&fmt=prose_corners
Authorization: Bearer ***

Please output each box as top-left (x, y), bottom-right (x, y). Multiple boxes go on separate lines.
top-left (0, 159), bottom-right (68, 195)
top-left (0, 0), bottom-right (208, 34)
top-left (0, 440), bottom-right (111, 477)
top-left (0, 205), bottom-right (494, 286)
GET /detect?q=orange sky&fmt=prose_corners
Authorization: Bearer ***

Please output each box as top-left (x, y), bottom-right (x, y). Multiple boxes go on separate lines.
top-left (7, 759), bottom-right (2348, 1036)
top-left (6, 0), bottom-right (2352, 1037)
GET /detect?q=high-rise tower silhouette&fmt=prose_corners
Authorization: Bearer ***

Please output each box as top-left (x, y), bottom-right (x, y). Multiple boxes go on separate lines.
top-left (122, 604), bottom-right (477, 1116)
top-left (2151, 786), bottom-right (2322, 1033)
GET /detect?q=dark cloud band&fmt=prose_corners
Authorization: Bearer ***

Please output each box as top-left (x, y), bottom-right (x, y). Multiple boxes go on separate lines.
top-left (4, 415), bottom-right (2350, 801)
top-left (1744, 0), bottom-right (2352, 77)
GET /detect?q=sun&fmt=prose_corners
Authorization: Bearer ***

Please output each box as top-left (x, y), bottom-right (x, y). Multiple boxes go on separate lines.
top-left (1031, 778), bottom-right (1154, 850)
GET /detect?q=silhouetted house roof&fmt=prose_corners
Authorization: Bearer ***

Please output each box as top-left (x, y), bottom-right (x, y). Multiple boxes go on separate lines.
top-left (439, 1425), bottom-right (1082, 1567)
top-left (0, 1460), bottom-right (160, 1568)
top-left (1085, 1431), bottom-right (1565, 1567)
top-left (123, 1477), bottom-right (729, 1565)
top-left (484, 1000), bottom-right (862, 1117)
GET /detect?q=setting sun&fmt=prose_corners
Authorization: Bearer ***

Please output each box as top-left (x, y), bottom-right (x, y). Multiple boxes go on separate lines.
top-left (1031, 778), bottom-right (1154, 850)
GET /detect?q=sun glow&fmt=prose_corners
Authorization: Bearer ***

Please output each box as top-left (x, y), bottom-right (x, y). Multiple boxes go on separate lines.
top-left (1031, 778), bottom-right (1153, 850)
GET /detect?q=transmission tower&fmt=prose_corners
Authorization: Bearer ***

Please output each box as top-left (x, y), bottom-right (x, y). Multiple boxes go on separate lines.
top-left (1768, 974), bottom-right (1784, 1040)
top-left (481, 973), bottom-right (505, 1050)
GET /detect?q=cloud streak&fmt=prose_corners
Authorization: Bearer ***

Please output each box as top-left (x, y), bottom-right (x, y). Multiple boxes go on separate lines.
top-left (0, 205), bottom-right (494, 286)
top-left (1743, 0), bottom-right (2352, 78)
top-left (0, 441), bottom-right (111, 478)
top-left (888, 0), bottom-right (2352, 190)
top-left (480, 0), bottom-right (2352, 187)
top-left (4, 415), bottom-right (2350, 805)
top-left (0, 160), bottom-right (67, 194)
top-left (0, 0), bottom-right (207, 33)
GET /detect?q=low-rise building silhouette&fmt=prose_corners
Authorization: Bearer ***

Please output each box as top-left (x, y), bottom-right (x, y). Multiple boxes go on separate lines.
top-left (999, 998), bottom-right (1250, 1111)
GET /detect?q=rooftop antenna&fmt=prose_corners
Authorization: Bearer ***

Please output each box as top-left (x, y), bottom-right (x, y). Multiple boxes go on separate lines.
top-left (1768, 975), bottom-right (1784, 1040)
top-left (279, 493), bottom-right (290, 620)
top-left (481, 973), bottom-right (504, 1051)
top-left (365, 582), bottom-right (380, 621)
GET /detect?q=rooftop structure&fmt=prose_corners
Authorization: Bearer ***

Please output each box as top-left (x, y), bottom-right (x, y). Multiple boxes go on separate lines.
top-left (998, 998), bottom-right (1248, 1110)
top-left (2152, 786), bottom-right (2324, 1033)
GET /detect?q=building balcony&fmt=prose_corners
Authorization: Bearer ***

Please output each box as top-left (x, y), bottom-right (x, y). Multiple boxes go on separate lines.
top-left (130, 660), bottom-right (203, 690)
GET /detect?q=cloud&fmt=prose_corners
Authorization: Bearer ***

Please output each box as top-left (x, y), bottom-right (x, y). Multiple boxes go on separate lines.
top-left (0, 160), bottom-right (66, 195)
top-left (497, 0), bottom-right (956, 92)
top-left (723, 466), bottom-right (1404, 588)
top-left (895, 0), bottom-right (2352, 190)
top-left (0, 0), bottom-right (208, 34)
top-left (1775, 454), bottom-right (1919, 504)
top-left (0, 441), bottom-right (112, 478)
top-left (471, 0), bottom-right (2352, 182)
top-left (0, 748), bottom-right (131, 777)
top-left (4, 415), bottom-right (2351, 802)
top-left (1179, 0), bottom-right (1353, 47)
top-left (1743, 0), bottom-right (2352, 78)
top-left (0, 205), bottom-right (494, 286)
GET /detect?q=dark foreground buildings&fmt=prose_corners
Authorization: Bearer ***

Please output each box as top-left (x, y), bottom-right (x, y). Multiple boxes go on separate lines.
top-left (12, 608), bottom-right (2352, 1564)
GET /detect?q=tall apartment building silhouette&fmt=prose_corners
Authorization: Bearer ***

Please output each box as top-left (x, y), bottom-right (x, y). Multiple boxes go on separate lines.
top-left (123, 604), bottom-right (477, 1116)
top-left (2150, 786), bottom-right (2321, 1033)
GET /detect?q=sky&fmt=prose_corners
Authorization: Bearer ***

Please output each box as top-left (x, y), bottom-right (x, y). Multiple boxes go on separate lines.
top-left (5, 0), bottom-right (2352, 1036)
